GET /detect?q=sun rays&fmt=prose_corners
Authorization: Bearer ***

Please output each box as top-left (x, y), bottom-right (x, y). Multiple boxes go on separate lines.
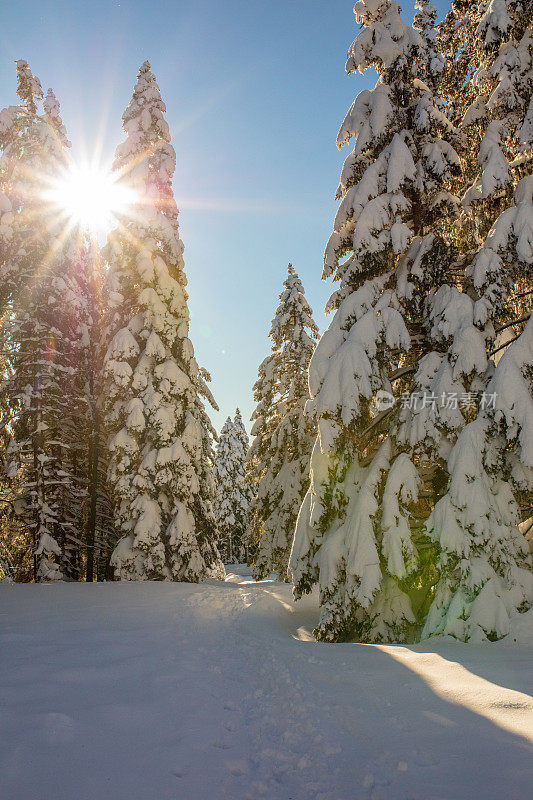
top-left (45, 163), bottom-right (136, 233)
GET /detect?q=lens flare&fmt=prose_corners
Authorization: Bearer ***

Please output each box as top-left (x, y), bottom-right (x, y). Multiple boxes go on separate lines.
top-left (46, 164), bottom-right (135, 232)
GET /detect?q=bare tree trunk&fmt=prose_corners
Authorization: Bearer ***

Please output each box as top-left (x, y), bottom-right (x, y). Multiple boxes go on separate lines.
top-left (31, 398), bottom-right (44, 583)
top-left (85, 424), bottom-right (99, 582)
top-left (85, 240), bottom-right (102, 582)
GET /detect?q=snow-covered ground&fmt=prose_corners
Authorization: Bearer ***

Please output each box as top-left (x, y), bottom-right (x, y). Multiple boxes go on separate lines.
top-left (1, 570), bottom-right (532, 800)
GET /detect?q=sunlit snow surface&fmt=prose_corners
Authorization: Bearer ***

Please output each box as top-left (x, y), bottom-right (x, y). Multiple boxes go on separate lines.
top-left (1, 571), bottom-right (532, 800)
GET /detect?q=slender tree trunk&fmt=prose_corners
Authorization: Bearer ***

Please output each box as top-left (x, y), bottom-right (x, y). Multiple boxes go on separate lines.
top-left (85, 424), bottom-right (99, 582)
top-left (31, 398), bottom-right (44, 582)
top-left (85, 237), bottom-right (103, 582)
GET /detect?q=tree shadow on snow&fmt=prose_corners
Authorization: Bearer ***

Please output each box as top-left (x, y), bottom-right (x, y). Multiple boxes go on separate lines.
top-left (288, 637), bottom-right (533, 800)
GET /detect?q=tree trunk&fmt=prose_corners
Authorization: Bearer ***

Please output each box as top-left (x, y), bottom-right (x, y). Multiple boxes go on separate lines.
top-left (85, 424), bottom-right (99, 582)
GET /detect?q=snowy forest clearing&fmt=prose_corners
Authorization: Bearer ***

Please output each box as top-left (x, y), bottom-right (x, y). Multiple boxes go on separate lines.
top-left (1, 571), bottom-right (532, 800)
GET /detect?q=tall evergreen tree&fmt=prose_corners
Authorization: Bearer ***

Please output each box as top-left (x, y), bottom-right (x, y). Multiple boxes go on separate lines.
top-left (213, 412), bottom-right (250, 563)
top-left (103, 62), bottom-right (224, 582)
top-left (0, 63), bottom-right (87, 581)
top-left (423, 0), bottom-right (533, 639)
top-left (289, 1), bottom-right (475, 641)
top-left (249, 265), bottom-right (319, 581)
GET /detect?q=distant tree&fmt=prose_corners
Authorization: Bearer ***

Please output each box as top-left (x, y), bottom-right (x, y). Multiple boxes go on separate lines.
top-left (249, 265), bottom-right (318, 581)
top-left (213, 412), bottom-right (250, 563)
top-left (103, 62), bottom-right (224, 582)
top-left (233, 407), bottom-right (256, 555)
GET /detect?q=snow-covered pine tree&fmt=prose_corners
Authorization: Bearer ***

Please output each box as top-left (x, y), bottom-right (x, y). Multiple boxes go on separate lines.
top-left (233, 406), bottom-right (255, 548)
top-left (418, 1), bottom-right (533, 641)
top-left (0, 63), bottom-right (87, 581)
top-left (288, 1), bottom-right (476, 642)
top-left (423, 174), bottom-right (533, 639)
top-left (246, 355), bottom-right (280, 549)
top-left (213, 413), bottom-right (250, 563)
top-left (104, 61), bottom-right (224, 582)
top-left (249, 265), bottom-right (319, 581)
top-left (214, 417), bottom-right (238, 563)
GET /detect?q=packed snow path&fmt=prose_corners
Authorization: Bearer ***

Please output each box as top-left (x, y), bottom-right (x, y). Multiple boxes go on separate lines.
top-left (1, 571), bottom-right (532, 800)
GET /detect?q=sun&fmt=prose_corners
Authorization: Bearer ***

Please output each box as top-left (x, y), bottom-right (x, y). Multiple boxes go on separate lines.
top-left (46, 164), bottom-right (135, 232)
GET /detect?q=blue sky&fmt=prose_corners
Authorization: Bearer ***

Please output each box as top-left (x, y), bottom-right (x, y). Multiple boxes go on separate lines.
top-left (0, 0), bottom-right (451, 433)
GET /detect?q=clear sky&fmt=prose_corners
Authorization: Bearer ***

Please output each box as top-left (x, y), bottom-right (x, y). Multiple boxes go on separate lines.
top-left (0, 0), bottom-right (451, 433)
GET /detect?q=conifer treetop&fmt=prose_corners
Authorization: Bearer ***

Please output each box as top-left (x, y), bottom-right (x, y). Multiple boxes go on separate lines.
top-left (350, 1), bottom-right (425, 74)
top-left (270, 264), bottom-right (318, 342)
top-left (15, 60), bottom-right (43, 116)
top-left (250, 264), bottom-right (319, 441)
top-left (43, 88), bottom-right (71, 149)
top-left (112, 61), bottom-right (180, 256)
top-left (260, 264), bottom-right (319, 409)
top-left (233, 407), bottom-right (250, 455)
top-left (119, 61), bottom-right (171, 159)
